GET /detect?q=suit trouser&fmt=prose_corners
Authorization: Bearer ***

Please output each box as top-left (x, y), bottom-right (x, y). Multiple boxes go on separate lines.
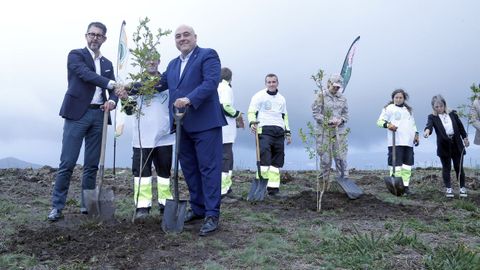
top-left (439, 154), bottom-right (465, 189)
top-left (51, 108), bottom-right (104, 210)
top-left (179, 127), bottom-right (222, 218)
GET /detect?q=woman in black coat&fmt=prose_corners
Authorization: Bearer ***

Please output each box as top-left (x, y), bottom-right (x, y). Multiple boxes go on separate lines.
top-left (423, 95), bottom-right (469, 198)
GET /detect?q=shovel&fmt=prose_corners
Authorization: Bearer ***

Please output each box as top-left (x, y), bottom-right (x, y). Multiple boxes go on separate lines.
top-left (247, 123), bottom-right (268, 201)
top-left (334, 128), bottom-right (363, 199)
top-left (162, 107), bottom-right (188, 233)
top-left (83, 106), bottom-right (116, 221)
top-left (384, 130), bottom-right (405, 196)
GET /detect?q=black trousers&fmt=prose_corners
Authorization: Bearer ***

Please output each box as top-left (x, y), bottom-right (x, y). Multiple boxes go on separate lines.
top-left (387, 146), bottom-right (414, 166)
top-left (132, 145), bottom-right (173, 178)
top-left (439, 151), bottom-right (465, 189)
top-left (259, 134), bottom-right (285, 168)
top-left (222, 143), bottom-right (233, 173)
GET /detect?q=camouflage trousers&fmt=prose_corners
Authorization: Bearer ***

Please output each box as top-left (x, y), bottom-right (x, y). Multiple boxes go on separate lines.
top-left (315, 131), bottom-right (348, 179)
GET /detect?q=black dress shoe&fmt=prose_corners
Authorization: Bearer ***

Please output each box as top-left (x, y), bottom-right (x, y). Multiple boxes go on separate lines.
top-left (47, 208), bottom-right (63, 222)
top-left (199, 216), bottom-right (219, 236)
top-left (80, 207), bottom-right (88, 215)
top-left (184, 209), bottom-right (204, 223)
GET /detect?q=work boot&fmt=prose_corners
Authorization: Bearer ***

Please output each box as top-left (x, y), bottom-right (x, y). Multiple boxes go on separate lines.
top-left (445, 188), bottom-right (454, 198)
top-left (404, 186), bottom-right (412, 196)
top-left (221, 188), bottom-right (233, 199)
top-left (47, 208), bottom-right (63, 222)
top-left (267, 187), bottom-right (279, 196)
top-left (459, 187), bottom-right (468, 198)
top-left (199, 216), bottom-right (219, 236)
top-left (135, 208), bottom-right (150, 220)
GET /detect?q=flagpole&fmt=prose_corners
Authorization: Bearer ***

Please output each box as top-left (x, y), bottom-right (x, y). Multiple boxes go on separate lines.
top-left (113, 20), bottom-right (127, 175)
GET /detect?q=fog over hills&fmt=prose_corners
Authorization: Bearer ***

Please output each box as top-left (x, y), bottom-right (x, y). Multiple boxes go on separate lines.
top-left (0, 157), bottom-right (43, 169)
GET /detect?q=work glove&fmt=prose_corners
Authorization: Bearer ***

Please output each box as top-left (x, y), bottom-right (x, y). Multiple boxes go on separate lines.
top-left (387, 123), bottom-right (397, 131)
top-left (236, 113), bottom-right (245, 129)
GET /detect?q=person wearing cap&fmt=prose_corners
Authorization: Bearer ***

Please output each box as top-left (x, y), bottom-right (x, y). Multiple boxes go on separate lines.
top-left (248, 73), bottom-right (291, 196)
top-left (312, 74), bottom-right (349, 181)
top-left (377, 89), bottom-right (419, 195)
top-left (115, 51), bottom-right (174, 220)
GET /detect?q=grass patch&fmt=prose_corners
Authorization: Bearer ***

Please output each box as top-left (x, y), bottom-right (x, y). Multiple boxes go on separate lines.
top-left (453, 199), bottom-right (478, 212)
top-left (219, 233), bottom-right (291, 269)
top-left (424, 244), bottom-right (480, 270)
top-left (0, 253), bottom-right (37, 270)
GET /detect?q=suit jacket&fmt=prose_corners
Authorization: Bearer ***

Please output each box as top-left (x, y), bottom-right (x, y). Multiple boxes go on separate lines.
top-left (59, 47), bottom-right (118, 123)
top-left (159, 46), bottom-right (227, 132)
top-left (424, 111), bottom-right (467, 157)
top-left (470, 99), bottom-right (480, 145)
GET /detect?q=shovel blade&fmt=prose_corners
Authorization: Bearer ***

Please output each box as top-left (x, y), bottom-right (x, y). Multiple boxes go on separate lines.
top-left (383, 176), bottom-right (404, 196)
top-left (83, 187), bottom-right (116, 221)
top-left (247, 179), bottom-right (259, 201)
top-left (161, 199), bottom-right (188, 234)
top-left (247, 178), bottom-right (268, 202)
top-left (253, 179), bottom-right (268, 201)
top-left (336, 177), bottom-right (363, 200)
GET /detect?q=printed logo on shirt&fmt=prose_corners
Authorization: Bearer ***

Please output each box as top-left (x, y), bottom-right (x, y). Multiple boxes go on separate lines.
top-left (394, 111), bottom-right (401, 120)
top-left (264, 100), bottom-right (272, 111)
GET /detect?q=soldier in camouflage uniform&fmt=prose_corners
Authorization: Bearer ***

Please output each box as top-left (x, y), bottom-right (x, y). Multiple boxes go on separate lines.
top-left (311, 74), bottom-right (349, 179)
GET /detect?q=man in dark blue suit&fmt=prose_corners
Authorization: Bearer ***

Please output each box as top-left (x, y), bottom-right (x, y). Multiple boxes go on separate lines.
top-left (48, 22), bottom-right (119, 221)
top-left (159, 25), bottom-right (226, 236)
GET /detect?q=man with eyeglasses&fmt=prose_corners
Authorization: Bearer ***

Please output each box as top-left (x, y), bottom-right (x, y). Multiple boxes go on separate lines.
top-left (48, 21), bottom-right (119, 221)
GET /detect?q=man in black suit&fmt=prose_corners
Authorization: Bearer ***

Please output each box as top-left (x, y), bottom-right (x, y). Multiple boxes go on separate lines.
top-left (48, 22), bottom-right (119, 221)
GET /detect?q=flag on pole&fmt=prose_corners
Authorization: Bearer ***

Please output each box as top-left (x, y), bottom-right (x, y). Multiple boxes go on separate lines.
top-left (340, 36), bottom-right (360, 93)
top-left (115, 21), bottom-right (129, 137)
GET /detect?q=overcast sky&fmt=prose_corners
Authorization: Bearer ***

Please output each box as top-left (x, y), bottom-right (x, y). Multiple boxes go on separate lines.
top-left (2, 0), bottom-right (480, 170)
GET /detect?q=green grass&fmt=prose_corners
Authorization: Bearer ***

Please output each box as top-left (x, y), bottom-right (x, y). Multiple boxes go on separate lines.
top-left (424, 244), bottom-right (480, 270)
top-left (453, 199), bottom-right (478, 212)
top-left (0, 253), bottom-right (38, 270)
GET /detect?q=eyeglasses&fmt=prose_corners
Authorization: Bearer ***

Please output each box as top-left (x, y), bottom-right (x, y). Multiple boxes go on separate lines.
top-left (86, 32), bottom-right (105, 39)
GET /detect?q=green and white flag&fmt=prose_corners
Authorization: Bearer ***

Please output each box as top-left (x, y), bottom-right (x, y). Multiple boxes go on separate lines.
top-left (340, 36), bottom-right (360, 93)
top-left (115, 20), bottom-right (129, 137)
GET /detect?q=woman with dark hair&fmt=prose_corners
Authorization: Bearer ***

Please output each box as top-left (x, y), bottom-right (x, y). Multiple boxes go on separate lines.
top-left (377, 89), bottom-right (419, 195)
top-left (424, 95), bottom-right (469, 198)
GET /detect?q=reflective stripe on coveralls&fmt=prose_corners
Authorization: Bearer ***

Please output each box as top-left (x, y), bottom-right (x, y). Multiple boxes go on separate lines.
top-left (267, 166), bottom-right (280, 188)
top-left (157, 176), bottom-right (172, 205)
top-left (134, 177), bottom-right (153, 208)
top-left (221, 172), bottom-right (232, 195)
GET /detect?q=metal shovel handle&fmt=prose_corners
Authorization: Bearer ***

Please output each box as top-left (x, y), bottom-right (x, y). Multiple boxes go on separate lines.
top-left (97, 106), bottom-right (109, 193)
top-left (172, 106), bottom-right (187, 203)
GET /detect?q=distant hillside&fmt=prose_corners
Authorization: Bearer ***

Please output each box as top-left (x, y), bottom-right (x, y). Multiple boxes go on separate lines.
top-left (0, 157), bottom-right (43, 169)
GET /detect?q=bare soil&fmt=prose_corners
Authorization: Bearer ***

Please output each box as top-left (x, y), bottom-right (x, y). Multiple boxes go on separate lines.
top-left (0, 166), bottom-right (479, 269)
